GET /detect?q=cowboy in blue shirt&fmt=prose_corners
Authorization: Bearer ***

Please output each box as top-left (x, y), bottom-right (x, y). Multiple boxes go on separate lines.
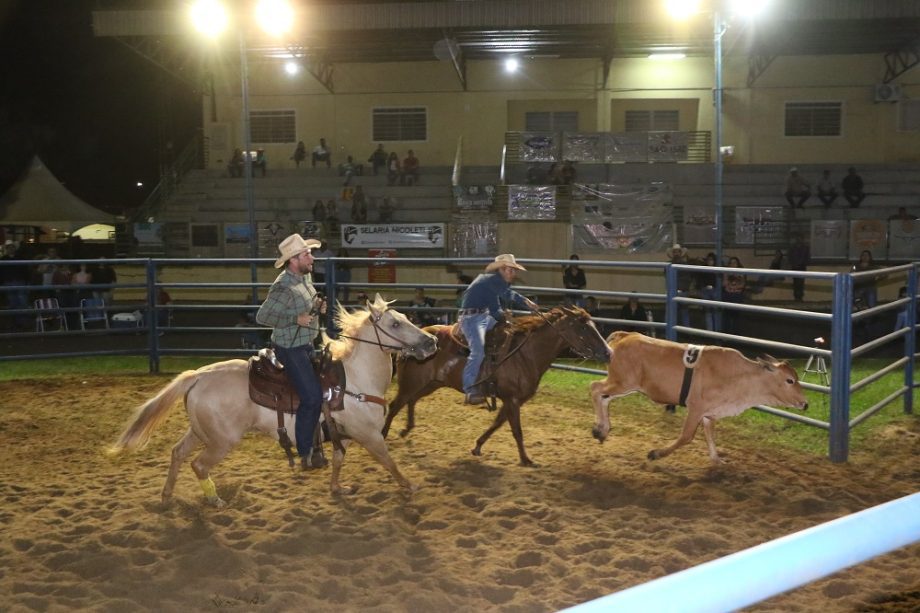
top-left (458, 254), bottom-right (538, 404)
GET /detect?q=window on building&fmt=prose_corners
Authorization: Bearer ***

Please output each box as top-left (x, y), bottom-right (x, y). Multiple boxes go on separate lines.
top-left (899, 100), bottom-right (920, 132)
top-left (625, 110), bottom-right (680, 132)
top-left (190, 224), bottom-right (219, 248)
top-left (784, 102), bottom-right (842, 137)
top-left (249, 110), bottom-right (296, 143)
top-left (525, 111), bottom-right (579, 132)
top-left (372, 107), bottom-right (427, 141)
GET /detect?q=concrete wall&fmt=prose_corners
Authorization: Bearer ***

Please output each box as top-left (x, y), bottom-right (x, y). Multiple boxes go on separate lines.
top-left (203, 54), bottom-right (919, 170)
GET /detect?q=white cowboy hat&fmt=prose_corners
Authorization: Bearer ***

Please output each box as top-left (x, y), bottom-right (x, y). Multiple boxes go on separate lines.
top-left (485, 253), bottom-right (527, 272)
top-left (274, 234), bottom-right (322, 268)
top-left (667, 244), bottom-right (687, 258)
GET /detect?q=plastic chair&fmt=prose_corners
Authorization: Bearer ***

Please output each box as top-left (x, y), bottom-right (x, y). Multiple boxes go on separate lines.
top-left (79, 297), bottom-right (109, 330)
top-left (34, 298), bottom-right (68, 332)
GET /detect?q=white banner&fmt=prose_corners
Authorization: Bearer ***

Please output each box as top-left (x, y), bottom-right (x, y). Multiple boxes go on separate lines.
top-left (340, 223), bottom-right (444, 249)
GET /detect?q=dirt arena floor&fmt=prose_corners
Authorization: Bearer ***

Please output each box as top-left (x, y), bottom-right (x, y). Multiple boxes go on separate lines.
top-left (1, 373), bottom-right (919, 612)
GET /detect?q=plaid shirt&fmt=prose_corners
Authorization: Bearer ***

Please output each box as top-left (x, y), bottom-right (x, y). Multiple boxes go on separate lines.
top-left (256, 269), bottom-right (320, 348)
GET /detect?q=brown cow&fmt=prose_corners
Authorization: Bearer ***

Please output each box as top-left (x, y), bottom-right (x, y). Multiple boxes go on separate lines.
top-left (590, 331), bottom-right (808, 464)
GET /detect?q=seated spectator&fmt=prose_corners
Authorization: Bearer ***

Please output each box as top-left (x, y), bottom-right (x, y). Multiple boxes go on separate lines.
top-left (312, 199), bottom-right (326, 222)
top-left (547, 162), bottom-right (563, 185)
top-left (386, 152), bottom-right (401, 186)
top-left (228, 148), bottom-right (243, 177)
top-left (325, 198), bottom-right (338, 220)
top-left (324, 209), bottom-right (340, 238)
top-left (291, 140), bottom-right (306, 168)
top-left (378, 197), bottom-right (395, 223)
top-left (339, 155), bottom-right (363, 186)
top-left (562, 254), bottom-right (586, 307)
top-left (816, 169), bottom-right (838, 207)
top-left (560, 160), bottom-right (577, 185)
top-left (253, 148), bottom-right (267, 177)
top-left (406, 287), bottom-right (439, 327)
top-left (402, 150), bottom-right (420, 186)
top-left (888, 206), bottom-right (918, 221)
top-left (784, 167), bottom-right (811, 208)
top-left (619, 293), bottom-right (648, 326)
top-left (156, 286), bottom-right (172, 328)
top-left (584, 295), bottom-right (600, 318)
top-left (842, 166), bottom-right (866, 208)
top-left (351, 186), bottom-right (368, 223)
top-left (368, 144), bottom-right (387, 176)
top-left (311, 137), bottom-right (331, 168)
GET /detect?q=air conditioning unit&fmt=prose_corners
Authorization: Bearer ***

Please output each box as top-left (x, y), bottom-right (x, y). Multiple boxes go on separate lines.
top-left (874, 83), bottom-right (902, 103)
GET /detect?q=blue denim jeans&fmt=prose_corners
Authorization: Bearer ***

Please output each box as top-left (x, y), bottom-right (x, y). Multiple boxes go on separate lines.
top-left (273, 344), bottom-right (322, 457)
top-left (459, 312), bottom-right (497, 393)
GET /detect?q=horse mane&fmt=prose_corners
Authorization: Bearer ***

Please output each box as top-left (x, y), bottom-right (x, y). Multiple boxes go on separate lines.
top-left (324, 305), bottom-right (372, 360)
top-left (509, 306), bottom-right (564, 333)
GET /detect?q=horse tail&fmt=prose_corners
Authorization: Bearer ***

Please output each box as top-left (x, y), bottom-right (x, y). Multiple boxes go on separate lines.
top-left (107, 370), bottom-right (201, 455)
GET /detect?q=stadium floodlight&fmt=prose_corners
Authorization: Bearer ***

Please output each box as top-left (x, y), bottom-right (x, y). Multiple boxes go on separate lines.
top-left (189, 0), bottom-right (229, 38)
top-left (254, 0), bottom-right (294, 37)
top-left (284, 60), bottom-right (300, 76)
top-left (504, 57), bottom-right (519, 73)
top-left (665, 0), bottom-right (702, 20)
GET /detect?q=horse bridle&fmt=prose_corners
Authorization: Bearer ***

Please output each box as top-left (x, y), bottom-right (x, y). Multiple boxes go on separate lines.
top-left (532, 308), bottom-right (599, 360)
top-left (335, 309), bottom-right (427, 358)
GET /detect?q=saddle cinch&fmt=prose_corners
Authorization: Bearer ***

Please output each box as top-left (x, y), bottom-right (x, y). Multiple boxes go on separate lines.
top-left (248, 347), bottom-right (347, 466)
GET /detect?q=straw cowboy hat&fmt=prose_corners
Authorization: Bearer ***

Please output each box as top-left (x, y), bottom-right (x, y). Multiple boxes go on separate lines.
top-left (274, 234), bottom-right (322, 268)
top-left (667, 244), bottom-right (687, 259)
top-left (485, 253), bottom-right (527, 272)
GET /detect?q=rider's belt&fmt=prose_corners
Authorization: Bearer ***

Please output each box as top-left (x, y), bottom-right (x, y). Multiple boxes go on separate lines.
top-left (458, 307), bottom-right (489, 316)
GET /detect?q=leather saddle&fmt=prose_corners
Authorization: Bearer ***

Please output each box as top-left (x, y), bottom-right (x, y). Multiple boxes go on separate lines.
top-left (248, 347), bottom-right (346, 414)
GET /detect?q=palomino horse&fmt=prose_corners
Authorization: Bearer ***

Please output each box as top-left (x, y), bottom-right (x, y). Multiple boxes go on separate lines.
top-left (382, 305), bottom-right (610, 466)
top-left (109, 295), bottom-right (437, 506)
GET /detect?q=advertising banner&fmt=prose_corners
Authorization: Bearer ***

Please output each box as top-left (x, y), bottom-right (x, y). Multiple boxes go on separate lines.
top-left (647, 131), bottom-right (689, 162)
top-left (888, 218), bottom-right (920, 260)
top-left (341, 223), bottom-right (444, 249)
top-left (849, 219), bottom-right (887, 260)
top-left (519, 132), bottom-right (560, 162)
top-left (508, 186), bottom-right (556, 220)
top-left (810, 220), bottom-right (848, 259)
top-left (367, 249), bottom-right (396, 284)
top-left (734, 206), bottom-right (788, 245)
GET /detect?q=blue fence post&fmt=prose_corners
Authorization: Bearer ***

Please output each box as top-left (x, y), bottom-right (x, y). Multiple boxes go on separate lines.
top-left (905, 265), bottom-right (917, 414)
top-left (324, 256), bottom-right (338, 339)
top-left (665, 264), bottom-right (677, 341)
top-left (829, 272), bottom-right (852, 462)
top-left (146, 259), bottom-right (160, 374)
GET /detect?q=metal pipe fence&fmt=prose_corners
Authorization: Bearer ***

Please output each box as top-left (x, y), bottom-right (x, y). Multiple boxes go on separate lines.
top-left (1, 256), bottom-right (916, 461)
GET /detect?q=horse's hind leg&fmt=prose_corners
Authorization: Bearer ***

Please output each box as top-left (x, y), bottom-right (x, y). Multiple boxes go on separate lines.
top-left (189, 442), bottom-right (235, 507)
top-left (359, 434), bottom-right (416, 493)
top-left (472, 404), bottom-right (508, 458)
top-left (162, 428), bottom-right (200, 504)
top-left (329, 440), bottom-right (353, 495)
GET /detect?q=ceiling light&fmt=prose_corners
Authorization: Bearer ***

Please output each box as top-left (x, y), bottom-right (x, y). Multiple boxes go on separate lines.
top-left (504, 57), bottom-right (519, 73)
top-left (649, 52), bottom-right (686, 60)
top-left (284, 61), bottom-right (300, 75)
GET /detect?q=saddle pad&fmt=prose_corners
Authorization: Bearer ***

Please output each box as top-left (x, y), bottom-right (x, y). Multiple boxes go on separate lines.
top-left (248, 348), bottom-right (347, 414)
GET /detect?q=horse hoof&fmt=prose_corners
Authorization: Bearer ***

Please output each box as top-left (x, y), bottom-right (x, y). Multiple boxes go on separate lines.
top-left (470, 447), bottom-right (482, 457)
top-left (399, 429), bottom-right (411, 438)
top-left (592, 427), bottom-right (607, 443)
top-left (647, 450), bottom-right (660, 461)
top-left (206, 496), bottom-right (227, 508)
top-left (332, 484), bottom-right (357, 496)
top-left (520, 460), bottom-right (537, 468)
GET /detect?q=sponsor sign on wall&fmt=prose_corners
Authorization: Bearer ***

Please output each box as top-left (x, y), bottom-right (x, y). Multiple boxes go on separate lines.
top-left (341, 224), bottom-right (444, 249)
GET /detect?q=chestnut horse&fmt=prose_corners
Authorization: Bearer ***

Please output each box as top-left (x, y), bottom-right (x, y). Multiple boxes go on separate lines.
top-left (109, 295), bottom-right (437, 506)
top-left (382, 305), bottom-right (610, 466)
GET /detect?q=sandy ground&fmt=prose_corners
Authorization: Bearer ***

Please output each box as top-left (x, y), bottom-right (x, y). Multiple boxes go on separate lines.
top-left (1, 373), bottom-right (919, 612)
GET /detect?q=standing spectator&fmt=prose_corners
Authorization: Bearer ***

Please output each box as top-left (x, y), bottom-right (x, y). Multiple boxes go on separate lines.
top-left (788, 234), bottom-right (810, 302)
top-left (722, 256), bottom-right (747, 335)
top-left (696, 252), bottom-right (718, 330)
top-left (562, 254), bottom-right (587, 306)
top-left (311, 138), bottom-right (331, 168)
top-left (368, 144), bottom-right (387, 176)
top-left (816, 169), bottom-right (838, 207)
top-left (784, 167), bottom-right (811, 208)
top-left (386, 152), bottom-right (401, 186)
top-left (93, 258), bottom-right (117, 304)
top-left (71, 263), bottom-right (93, 303)
top-left (255, 234), bottom-right (327, 470)
top-left (852, 250), bottom-right (879, 308)
top-left (402, 150), bottom-right (420, 186)
top-left (311, 199), bottom-right (326, 222)
top-left (335, 247), bottom-right (352, 302)
top-left (1, 242), bottom-right (31, 330)
top-left (666, 244), bottom-right (692, 327)
top-left (291, 141), bottom-right (306, 168)
top-left (842, 167), bottom-right (866, 208)
top-left (351, 186), bottom-right (368, 223)
top-left (752, 249), bottom-right (785, 294)
top-left (407, 287), bottom-right (438, 326)
top-left (228, 148), bottom-right (244, 177)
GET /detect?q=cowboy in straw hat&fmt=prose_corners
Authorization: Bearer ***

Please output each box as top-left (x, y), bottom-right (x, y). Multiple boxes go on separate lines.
top-left (457, 254), bottom-right (538, 405)
top-left (257, 234), bottom-right (329, 470)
